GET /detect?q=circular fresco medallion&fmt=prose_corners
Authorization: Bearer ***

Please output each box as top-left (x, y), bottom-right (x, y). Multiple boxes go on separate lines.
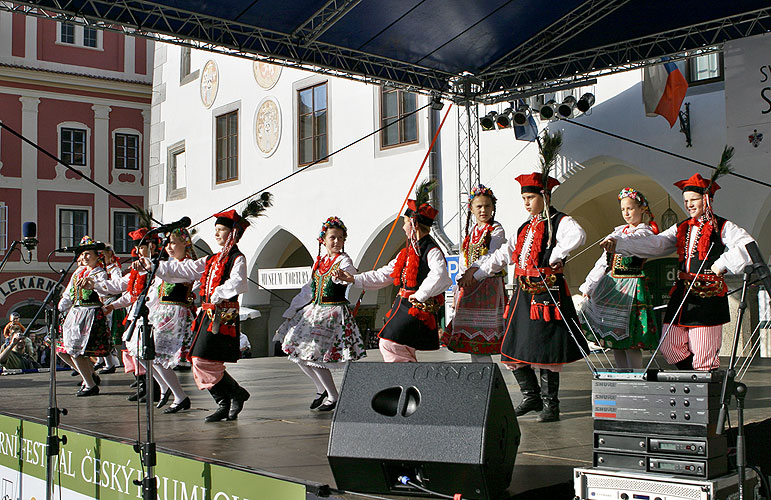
top-left (254, 96), bottom-right (281, 157)
top-left (200, 60), bottom-right (219, 108)
top-left (253, 61), bottom-right (282, 90)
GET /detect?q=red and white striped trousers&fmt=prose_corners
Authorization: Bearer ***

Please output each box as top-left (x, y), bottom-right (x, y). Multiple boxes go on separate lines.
top-left (660, 324), bottom-right (722, 370)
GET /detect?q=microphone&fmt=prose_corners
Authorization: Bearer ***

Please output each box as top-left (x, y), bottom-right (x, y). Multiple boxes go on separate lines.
top-left (22, 222), bottom-right (38, 259)
top-left (56, 242), bottom-right (107, 253)
top-left (148, 216), bottom-right (191, 235)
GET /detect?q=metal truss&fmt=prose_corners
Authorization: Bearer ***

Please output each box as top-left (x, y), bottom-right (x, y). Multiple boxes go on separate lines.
top-left (4, 0), bottom-right (456, 93)
top-left (456, 102), bottom-right (480, 245)
top-left (481, 0), bottom-right (632, 74)
top-left (5, 1), bottom-right (769, 101)
top-left (480, 7), bottom-right (771, 93)
top-left (292, 0), bottom-right (363, 45)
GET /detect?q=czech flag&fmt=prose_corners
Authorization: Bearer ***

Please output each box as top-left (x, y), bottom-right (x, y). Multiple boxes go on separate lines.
top-left (642, 59), bottom-right (688, 128)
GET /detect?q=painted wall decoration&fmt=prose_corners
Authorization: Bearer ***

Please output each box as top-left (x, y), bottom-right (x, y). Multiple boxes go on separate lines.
top-left (200, 60), bottom-right (219, 109)
top-left (254, 96), bottom-right (282, 157)
top-left (253, 61), bottom-right (282, 90)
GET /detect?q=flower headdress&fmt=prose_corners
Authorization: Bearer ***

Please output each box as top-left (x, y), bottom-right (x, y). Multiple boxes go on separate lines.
top-left (467, 184), bottom-right (497, 207)
top-left (171, 227), bottom-right (197, 260)
top-left (317, 216), bottom-right (348, 243)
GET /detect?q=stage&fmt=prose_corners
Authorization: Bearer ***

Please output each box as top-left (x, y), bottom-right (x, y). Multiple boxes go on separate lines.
top-left (1, 350), bottom-right (770, 500)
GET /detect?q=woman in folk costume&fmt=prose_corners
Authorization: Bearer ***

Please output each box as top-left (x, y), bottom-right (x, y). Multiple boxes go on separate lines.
top-left (275, 217), bottom-right (366, 412)
top-left (441, 184), bottom-right (507, 361)
top-left (57, 236), bottom-right (112, 397)
top-left (459, 132), bottom-right (587, 422)
top-left (152, 193), bottom-right (272, 422)
top-left (578, 188), bottom-right (660, 369)
top-left (604, 147), bottom-right (755, 371)
top-left (93, 243), bottom-right (123, 374)
top-left (335, 180), bottom-right (452, 362)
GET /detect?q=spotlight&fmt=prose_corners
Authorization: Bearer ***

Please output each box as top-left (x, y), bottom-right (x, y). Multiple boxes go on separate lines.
top-left (576, 93), bottom-right (595, 113)
top-left (480, 111), bottom-right (498, 131)
top-left (496, 108), bottom-right (513, 129)
top-left (557, 96), bottom-right (576, 118)
top-left (512, 103), bottom-right (530, 127)
top-left (539, 100), bottom-right (557, 120)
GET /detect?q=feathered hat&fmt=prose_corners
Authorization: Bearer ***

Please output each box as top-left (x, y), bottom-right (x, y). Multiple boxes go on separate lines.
top-left (517, 131), bottom-right (562, 247)
top-left (128, 205), bottom-right (158, 246)
top-left (404, 179), bottom-right (438, 227)
top-left (213, 192), bottom-right (273, 242)
top-left (674, 146), bottom-right (733, 223)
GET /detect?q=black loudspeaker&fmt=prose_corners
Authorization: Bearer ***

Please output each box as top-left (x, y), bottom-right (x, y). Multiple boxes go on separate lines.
top-left (328, 362), bottom-right (520, 500)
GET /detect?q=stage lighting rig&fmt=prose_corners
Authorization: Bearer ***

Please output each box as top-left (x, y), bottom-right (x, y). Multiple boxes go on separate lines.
top-left (539, 100), bottom-right (557, 120)
top-left (512, 103), bottom-right (530, 127)
top-left (480, 111), bottom-right (498, 131)
top-left (576, 93), bottom-right (595, 113)
top-left (496, 106), bottom-right (513, 128)
top-left (557, 96), bottom-right (576, 118)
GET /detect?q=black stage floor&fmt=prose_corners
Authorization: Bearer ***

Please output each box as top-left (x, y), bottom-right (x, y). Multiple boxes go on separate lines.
top-left (2, 351), bottom-right (770, 500)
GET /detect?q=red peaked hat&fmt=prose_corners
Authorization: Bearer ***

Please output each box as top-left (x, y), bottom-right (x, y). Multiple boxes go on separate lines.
top-left (405, 199), bottom-right (438, 226)
top-left (516, 172), bottom-right (560, 194)
top-left (674, 173), bottom-right (720, 196)
top-left (214, 209), bottom-right (250, 232)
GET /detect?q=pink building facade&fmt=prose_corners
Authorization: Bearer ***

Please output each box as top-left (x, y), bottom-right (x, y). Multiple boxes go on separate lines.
top-left (0, 12), bottom-right (152, 325)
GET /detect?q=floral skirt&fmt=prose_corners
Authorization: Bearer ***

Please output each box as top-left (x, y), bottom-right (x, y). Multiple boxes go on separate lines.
top-left (442, 276), bottom-right (506, 354)
top-left (274, 304), bottom-right (366, 370)
top-left (580, 274), bottom-right (659, 350)
top-left (149, 303), bottom-right (195, 369)
top-left (58, 306), bottom-right (111, 357)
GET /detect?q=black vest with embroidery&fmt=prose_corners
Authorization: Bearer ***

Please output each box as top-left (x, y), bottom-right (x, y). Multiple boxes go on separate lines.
top-left (204, 246), bottom-right (243, 302)
top-left (401, 235), bottom-right (439, 292)
top-left (159, 281), bottom-right (194, 306)
top-left (515, 210), bottom-right (566, 268)
top-left (677, 216), bottom-right (728, 273)
top-left (310, 257), bottom-right (349, 305)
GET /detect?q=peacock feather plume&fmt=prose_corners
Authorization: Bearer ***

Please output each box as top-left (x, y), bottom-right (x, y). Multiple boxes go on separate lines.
top-left (133, 205), bottom-right (154, 230)
top-left (415, 178), bottom-right (437, 207)
top-left (538, 130), bottom-right (562, 191)
top-left (240, 191), bottom-right (273, 222)
top-left (709, 145), bottom-right (734, 188)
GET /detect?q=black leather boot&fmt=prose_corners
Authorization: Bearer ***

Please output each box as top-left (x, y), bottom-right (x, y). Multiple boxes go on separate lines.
top-left (220, 372), bottom-right (250, 421)
top-left (127, 375), bottom-right (145, 402)
top-left (204, 379), bottom-right (231, 423)
top-left (512, 367), bottom-right (543, 416)
top-left (538, 369), bottom-right (560, 422)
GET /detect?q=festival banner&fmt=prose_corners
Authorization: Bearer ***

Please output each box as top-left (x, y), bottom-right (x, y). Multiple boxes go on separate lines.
top-left (0, 413), bottom-right (305, 500)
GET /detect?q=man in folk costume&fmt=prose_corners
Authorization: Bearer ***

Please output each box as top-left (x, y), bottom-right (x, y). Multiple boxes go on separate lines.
top-left (605, 147), bottom-right (755, 371)
top-left (150, 193), bottom-right (272, 422)
top-left (460, 132), bottom-right (588, 422)
top-left (335, 180), bottom-right (452, 362)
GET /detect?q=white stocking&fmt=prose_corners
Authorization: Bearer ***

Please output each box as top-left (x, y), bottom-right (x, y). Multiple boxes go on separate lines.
top-left (298, 363), bottom-right (325, 394)
top-left (72, 356), bottom-right (96, 388)
top-left (312, 367), bottom-right (339, 402)
top-left (154, 365), bottom-right (187, 404)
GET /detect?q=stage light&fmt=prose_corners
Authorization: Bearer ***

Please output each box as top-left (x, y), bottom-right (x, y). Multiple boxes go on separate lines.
top-left (513, 103), bottom-right (530, 127)
top-left (539, 100), bottom-right (557, 120)
top-left (576, 93), bottom-right (595, 113)
top-left (496, 108), bottom-right (513, 129)
top-left (557, 96), bottom-right (576, 118)
top-left (480, 111), bottom-right (498, 131)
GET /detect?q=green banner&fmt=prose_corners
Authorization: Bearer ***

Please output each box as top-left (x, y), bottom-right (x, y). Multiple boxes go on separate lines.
top-left (0, 414), bottom-right (306, 500)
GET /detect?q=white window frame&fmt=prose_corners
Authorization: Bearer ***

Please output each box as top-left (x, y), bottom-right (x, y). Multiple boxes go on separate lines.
top-left (55, 21), bottom-right (103, 50)
top-left (112, 127), bottom-right (142, 171)
top-left (0, 203), bottom-right (7, 255)
top-left (57, 122), bottom-right (91, 173)
top-left (166, 140), bottom-right (187, 201)
top-left (111, 208), bottom-right (139, 255)
top-left (292, 75), bottom-right (332, 171)
top-left (211, 100), bottom-right (241, 189)
top-left (56, 205), bottom-right (92, 254)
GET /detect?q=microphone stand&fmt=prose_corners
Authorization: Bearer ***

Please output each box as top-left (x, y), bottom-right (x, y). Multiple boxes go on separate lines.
top-left (122, 233), bottom-right (169, 500)
top-left (0, 240), bottom-right (22, 273)
top-left (714, 262), bottom-right (767, 500)
top-left (39, 253), bottom-right (80, 500)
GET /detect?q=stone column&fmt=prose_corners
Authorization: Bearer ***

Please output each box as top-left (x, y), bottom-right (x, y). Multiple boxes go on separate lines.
top-left (91, 104), bottom-right (111, 242)
top-left (19, 96), bottom-right (39, 235)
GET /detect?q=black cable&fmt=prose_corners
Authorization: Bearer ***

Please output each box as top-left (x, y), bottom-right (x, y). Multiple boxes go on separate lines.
top-left (189, 101), bottom-right (434, 229)
top-left (748, 464), bottom-right (770, 499)
top-left (562, 118), bottom-right (771, 189)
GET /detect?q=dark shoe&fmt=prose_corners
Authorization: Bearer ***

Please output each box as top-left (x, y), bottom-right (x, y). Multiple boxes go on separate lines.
top-left (93, 374), bottom-right (101, 386)
top-left (675, 354), bottom-right (694, 370)
top-left (93, 362), bottom-right (104, 370)
top-left (156, 389), bottom-right (172, 409)
top-left (310, 391), bottom-right (328, 410)
top-left (129, 378), bottom-right (139, 389)
top-left (204, 379), bottom-right (231, 423)
top-left (317, 400), bottom-right (337, 412)
top-left (128, 376), bottom-right (145, 402)
top-left (98, 366), bottom-right (116, 375)
top-left (76, 385), bottom-right (100, 397)
top-left (537, 369), bottom-right (560, 423)
top-left (71, 370), bottom-right (80, 376)
top-left (163, 397), bottom-right (191, 414)
top-left (512, 367), bottom-right (542, 416)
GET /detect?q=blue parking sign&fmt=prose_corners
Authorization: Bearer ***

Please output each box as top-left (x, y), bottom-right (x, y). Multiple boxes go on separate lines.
top-left (446, 255), bottom-right (460, 290)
